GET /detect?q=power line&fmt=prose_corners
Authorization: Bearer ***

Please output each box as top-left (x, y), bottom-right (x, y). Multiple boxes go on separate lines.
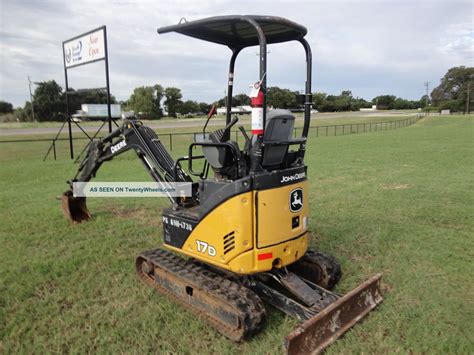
top-left (27, 75), bottom-right (36, 121)
top-left (424, 81), bottom-right (431, 114)
top-left (466, 82), bottom-right (471, 114)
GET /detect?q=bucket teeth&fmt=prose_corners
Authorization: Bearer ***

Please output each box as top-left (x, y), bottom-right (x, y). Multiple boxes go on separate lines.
top-left (61, 190), bottom-right (91, 223)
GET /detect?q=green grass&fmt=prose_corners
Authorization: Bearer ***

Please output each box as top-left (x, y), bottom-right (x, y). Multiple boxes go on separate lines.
top-left (0, 115), bottom-right (473, 353)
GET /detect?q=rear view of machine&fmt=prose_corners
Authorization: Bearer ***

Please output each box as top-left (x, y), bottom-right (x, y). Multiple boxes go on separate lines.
top-left (61, 15), bottom-right (382, 354)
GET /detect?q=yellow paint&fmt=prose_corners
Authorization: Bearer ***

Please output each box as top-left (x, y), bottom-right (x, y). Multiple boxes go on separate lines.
top-left (164, 181), bottom-right (309, 275)
top-left (178, 192), bottom-right (254, 264)
top-left (256, 180), bottom-right (309, 248)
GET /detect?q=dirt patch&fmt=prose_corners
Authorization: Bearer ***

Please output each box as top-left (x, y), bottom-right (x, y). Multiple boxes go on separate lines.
top-left (381, 183), bottom-right (413, 190)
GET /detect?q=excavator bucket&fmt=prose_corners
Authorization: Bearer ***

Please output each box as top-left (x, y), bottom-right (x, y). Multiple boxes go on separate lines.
top-left (61, 190), bottom-right (91, 223)
top-left (284, 273), bottom-right (383, 354)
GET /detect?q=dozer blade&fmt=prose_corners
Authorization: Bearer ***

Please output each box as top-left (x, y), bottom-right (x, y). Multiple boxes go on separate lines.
top-left (61, 190), bottom-right (91, 223)
top-left (284, 273), bottom-right (383, 354)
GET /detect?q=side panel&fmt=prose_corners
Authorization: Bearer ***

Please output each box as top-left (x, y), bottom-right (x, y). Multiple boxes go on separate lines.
top-left (227, 234), bottom-right (308, 274)
top-left (178, 192), bottom-right (254, 265)
top-left (256, 180), bottom-right (309, 248)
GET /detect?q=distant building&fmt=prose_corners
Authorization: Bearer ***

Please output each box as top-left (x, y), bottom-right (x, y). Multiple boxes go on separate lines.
top-left (72, 104), bottom-right (122, 121)
top-left (360, 105), bottom-right (377, 112)
top-left (217, 106), bottom-right (252, 115)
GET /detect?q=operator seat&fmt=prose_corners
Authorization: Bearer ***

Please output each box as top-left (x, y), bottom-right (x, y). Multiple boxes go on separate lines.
top-left (261, 109), bottom-right (295, 168)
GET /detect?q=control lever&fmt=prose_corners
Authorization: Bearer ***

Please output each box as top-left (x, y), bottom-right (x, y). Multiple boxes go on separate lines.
top-left (223, 116), bottom-right (239, 132)
top-left (209, 116), bottom-right (239, 143)
top-left (238, 126), bottom-right (251, 152)
top-left (202, 104), bottom-right (217, 137)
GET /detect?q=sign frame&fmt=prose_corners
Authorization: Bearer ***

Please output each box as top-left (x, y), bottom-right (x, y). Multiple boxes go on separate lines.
top-left (60, 26), bottom-right (115, 160)
top-left (63, 27), bottom-right (106, 69)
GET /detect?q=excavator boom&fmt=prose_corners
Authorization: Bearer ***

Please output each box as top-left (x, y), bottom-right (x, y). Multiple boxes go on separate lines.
top-left (62, 120), bottom-right (193, 222)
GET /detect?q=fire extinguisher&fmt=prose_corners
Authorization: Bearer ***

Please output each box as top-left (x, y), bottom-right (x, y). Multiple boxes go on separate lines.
top-left (251, 86), bottom-right (264, 135)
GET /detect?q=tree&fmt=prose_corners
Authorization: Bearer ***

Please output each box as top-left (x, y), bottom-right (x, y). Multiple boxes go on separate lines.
top-left (419, 95), bottom-right (430, 108)
top-left (266, 87), bottom-right (298, 109)
top-left (179, 100), bottom-right (200, 116)
top-left (199, 102), bottom-right (211, 114)
top-left (431, 66), bottom-right (474, 112)
top-left (127, 85), bottom-right (163, 119)
top-left (312, 91), bottom-right (370, 112)
top-left (12, 102), bottom-right (34, 122)
top-left (164, 87), bottom-right (183, 117)
top-left (67, 89), bottom-right (117, 113)
top-left (215, 94), bottom-right (250, 108)
top-left (233, 94), bottom-right (250, 106)
top-left (0, 101), bottom-right (13, 114)
top-left (312, 92), bottom-right (327, 110)
top-left (32, 80), bottom-right (65, 121)
top-left (352, 97), bottom-right (372, 110)
top-left (372, 95), bottom-right (397, 110)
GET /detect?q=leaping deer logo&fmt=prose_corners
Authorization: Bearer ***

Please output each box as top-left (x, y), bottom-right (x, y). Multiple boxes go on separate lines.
top-left (290, 188), bottom-right (303, 212)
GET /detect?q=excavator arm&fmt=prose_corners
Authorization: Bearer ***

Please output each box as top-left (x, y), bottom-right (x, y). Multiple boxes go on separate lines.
top-left (61, 120), bottom-right (193, 223)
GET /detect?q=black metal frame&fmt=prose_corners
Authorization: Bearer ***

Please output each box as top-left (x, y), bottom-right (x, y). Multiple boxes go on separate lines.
top-left (45, 26), bottom-right (116, 161)
top-left (158, 15), bottom-right (313, 167)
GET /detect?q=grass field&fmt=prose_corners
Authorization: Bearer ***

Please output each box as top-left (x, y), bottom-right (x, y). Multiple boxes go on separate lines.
top-left (0, 110), bottom-right (418, 129)
top-left (0, 115), bottom-right (473, 353)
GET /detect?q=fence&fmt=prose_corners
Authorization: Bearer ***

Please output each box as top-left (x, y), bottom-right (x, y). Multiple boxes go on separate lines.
top-left (0, 114), bottom-right (423, 160)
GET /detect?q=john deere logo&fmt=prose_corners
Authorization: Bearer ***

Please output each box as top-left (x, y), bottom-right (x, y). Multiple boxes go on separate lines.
top-left (289, 188), bottom-right (303, 213)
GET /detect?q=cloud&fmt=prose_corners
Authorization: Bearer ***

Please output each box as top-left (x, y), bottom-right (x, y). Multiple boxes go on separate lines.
top-left (0, 0), bottom-right (472, 107)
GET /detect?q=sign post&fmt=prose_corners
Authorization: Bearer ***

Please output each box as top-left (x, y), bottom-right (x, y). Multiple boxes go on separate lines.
top-left (45, 26), bottom-right (114, 161)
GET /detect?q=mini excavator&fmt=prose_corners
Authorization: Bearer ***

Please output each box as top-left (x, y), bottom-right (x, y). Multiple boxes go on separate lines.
top-left (61, 16), bottom-right (382, 354)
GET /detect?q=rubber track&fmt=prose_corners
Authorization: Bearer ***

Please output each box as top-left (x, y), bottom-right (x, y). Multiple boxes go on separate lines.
top-left (136, 248), bottom-right (266, 341)
top-left (288, 250), bottom-right (342, 290)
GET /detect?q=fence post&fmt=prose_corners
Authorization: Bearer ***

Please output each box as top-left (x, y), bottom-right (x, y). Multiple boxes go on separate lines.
top-left (169, 134), bottom-right (173, 151)
top-left (53, 140), bottom-right (57, 160)
top-left (316, 126), bottom-right (319, 137)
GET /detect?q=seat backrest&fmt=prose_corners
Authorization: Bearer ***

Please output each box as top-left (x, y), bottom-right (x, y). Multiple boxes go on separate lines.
top-left (262, 109), bottom-right (295, 167)
top-left (195, 133), bottom-right (227, 168)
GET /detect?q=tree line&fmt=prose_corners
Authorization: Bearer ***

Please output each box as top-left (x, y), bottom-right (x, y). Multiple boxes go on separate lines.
top-left (1, 66), bottom-right (472, 122)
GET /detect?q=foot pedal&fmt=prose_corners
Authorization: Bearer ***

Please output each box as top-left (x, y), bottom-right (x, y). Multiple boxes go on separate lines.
top-left (279, 272), bottom-right (322, 307)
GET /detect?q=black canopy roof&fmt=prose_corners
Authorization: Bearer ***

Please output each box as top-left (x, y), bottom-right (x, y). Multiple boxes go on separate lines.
top-left (157, 15), bottom-right (307, 48)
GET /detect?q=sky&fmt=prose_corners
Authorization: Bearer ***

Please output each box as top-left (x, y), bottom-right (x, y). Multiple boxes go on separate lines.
top-left (0, 0), bottom-right (472, 107)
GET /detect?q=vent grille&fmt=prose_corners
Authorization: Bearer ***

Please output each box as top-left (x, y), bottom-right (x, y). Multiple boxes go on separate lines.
top-left (223, 231), bottom-right (235, 255)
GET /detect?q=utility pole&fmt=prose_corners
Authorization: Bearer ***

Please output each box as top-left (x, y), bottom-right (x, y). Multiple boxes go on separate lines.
top-left (424, 82), bottom-right (431, 116)
top-left (28, 75), bottom-right (36, 121)
top-left (466, 82), bottom-right (471, 114)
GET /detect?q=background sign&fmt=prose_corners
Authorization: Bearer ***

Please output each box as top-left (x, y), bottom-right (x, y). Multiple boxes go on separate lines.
top-left (63, 28), bottom-right (105, 68)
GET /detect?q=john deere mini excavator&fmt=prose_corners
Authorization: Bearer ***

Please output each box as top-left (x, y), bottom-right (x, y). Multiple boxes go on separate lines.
top-left (62, 16), bottom-right (382, 354)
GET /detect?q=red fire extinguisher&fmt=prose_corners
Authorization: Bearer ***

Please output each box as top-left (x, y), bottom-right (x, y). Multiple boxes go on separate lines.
top-left (251, 86), bottom-right (264, 135)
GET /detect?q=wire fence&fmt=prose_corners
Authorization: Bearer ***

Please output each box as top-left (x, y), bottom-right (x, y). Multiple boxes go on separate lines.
top-left (0, 114), bottom-right (423, 160)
